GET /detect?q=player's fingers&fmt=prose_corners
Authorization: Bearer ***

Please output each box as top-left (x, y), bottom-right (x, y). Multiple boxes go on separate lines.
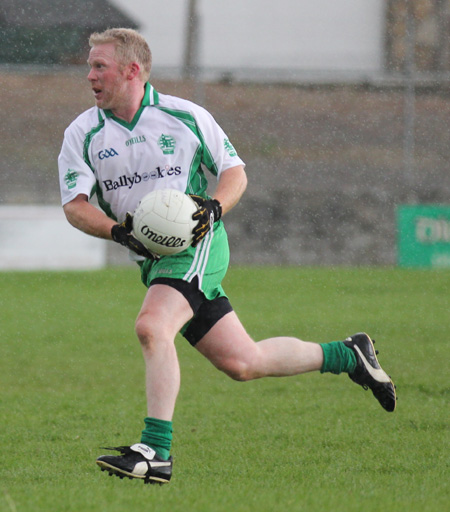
top-left (192, 208), bottom-right (206, 221)
top-left (194, 220), bottom-right (210, 233)
top-left (189, 194), bottom-right (205, 205)
top-left (124, 212), bottom-right (134, 232)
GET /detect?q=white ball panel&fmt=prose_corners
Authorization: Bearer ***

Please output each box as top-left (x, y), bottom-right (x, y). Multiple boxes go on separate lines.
top-left (132, 189), bottom-right (198, 256)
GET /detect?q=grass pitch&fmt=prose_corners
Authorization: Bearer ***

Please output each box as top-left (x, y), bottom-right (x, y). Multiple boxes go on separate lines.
top-left (1, 266), bottom-right (448, 512)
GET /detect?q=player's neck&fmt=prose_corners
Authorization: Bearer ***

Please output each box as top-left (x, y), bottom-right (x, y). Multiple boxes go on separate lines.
top-left (111, 83), bottom-right (145, 123)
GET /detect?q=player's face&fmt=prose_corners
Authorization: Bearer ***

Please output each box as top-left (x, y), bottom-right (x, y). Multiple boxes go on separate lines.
top-left (87, 43), bottom-right (129, 111)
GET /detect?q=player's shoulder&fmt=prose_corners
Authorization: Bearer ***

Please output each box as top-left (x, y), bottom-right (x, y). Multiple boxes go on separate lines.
top-left (157, 92), bottom-right (211, 119)
top-left (64, 106), bottom-right (103, 137)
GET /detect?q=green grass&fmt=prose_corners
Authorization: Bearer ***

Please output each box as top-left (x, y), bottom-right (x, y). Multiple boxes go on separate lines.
top-left (1, 266), bottom-right (449, 512)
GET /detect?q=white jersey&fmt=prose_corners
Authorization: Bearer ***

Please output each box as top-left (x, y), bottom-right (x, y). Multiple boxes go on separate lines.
top-left (58, 83), bottom-right (244, 222)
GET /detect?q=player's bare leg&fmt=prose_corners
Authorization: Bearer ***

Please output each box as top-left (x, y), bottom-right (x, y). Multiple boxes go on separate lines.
top-left (195, 312), bottom-right (396, 412)
top-left (96, 284), bottom-right (193, 483)
top-left (195, 311), bottom-right (323, 380)
top-left (135, 284), bottom-right (194, 420)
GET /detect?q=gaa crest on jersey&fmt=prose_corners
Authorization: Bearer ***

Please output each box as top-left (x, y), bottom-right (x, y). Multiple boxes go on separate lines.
top-left (158, 134), bottom-right (176, 155)
top-left (64, 169), bottom-right (78, 190)
top-left (224, 138), bottom-right (237, 157)
top-left (98, 148), bottom-right (119, 160)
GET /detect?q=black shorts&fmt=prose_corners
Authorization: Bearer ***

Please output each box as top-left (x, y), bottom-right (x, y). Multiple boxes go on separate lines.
top-left (150, 277), bottom-right (233, 346)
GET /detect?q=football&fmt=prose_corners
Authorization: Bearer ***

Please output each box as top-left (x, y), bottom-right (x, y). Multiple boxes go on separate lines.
top-left (132, 189), bottom-right (198, 256)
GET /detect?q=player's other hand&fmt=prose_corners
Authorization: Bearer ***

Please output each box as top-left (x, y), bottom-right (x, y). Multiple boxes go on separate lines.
top-left (189, 195), bottom-right (222, 247)
top-left (111, 213), bottom-right (158, 260)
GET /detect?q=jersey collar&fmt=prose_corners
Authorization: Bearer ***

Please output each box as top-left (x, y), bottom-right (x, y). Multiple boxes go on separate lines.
top-left (143, 82), bottom-right (159, 106)
top-left (99, 83), bottom-right (160, 129)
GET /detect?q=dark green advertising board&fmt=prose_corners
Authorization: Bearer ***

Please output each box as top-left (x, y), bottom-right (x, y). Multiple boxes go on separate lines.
top-left (397, 205), bottom-right (450, 267)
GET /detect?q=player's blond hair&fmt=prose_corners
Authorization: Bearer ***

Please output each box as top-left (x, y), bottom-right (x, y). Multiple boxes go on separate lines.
top-left (89, 28), bottom-right (152, 82)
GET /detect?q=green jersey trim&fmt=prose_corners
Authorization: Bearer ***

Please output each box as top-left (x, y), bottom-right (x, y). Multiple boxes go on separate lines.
top-left (155, 105), bottom-right (218, 195)
top-left (82, 117), bottom-right (116, 219)
top-left (186, 144), bottom-right (206, 196)
top-left (95, 181), bottom-right (117, 221)
top-left (101, 83), bottom-right (160, 131)
top-left (83, 119), bottom-right (105, 171)
top-left (103, 106), bottom-right (145, 131)
top-left (155, 106), bottom-right (218, 173)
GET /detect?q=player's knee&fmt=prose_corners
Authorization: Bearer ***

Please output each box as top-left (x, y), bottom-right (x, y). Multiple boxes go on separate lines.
top-left (135, 316), bottom-right (153, 349)
top-left (210, 343), bottom-right (262, 381)
top-left (135, 313), bottom-right (169, 350)
top-left (220, 358), bottom-right (257, 382)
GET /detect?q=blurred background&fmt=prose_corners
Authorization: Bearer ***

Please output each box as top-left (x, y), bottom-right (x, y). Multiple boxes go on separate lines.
top-left (1, 0), bottom-right (449, 268)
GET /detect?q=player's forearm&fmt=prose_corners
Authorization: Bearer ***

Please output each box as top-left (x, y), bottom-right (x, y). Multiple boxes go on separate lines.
top-left (213, 165), bottom-right (247, 216)
top-left (63, 195), bottom-right (116, 240)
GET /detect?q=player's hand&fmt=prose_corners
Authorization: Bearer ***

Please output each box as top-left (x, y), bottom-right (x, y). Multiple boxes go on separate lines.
top-left (189, 195), bottom-right (222, 247)
top-left (111, 213), bottom-right (159, 260)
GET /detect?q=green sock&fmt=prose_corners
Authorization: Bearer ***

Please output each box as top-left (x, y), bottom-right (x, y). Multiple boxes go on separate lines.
top-left (320, 341), bottom-right (357, 375)
top-left (141, 417), bottom-right (173, 460)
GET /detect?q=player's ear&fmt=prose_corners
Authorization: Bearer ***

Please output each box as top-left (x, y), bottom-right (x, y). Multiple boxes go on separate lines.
top-left (127, 62), bottom-right (141, 80)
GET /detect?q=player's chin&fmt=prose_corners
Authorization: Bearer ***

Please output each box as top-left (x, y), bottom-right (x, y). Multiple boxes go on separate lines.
top-left (93, 94), bottom-right (109, 109)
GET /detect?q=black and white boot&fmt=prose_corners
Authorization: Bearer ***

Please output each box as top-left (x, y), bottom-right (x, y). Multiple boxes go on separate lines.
top-left (96, 444), bottom-right (172, 484)
top-left (344, 333), bottom-right (397, 412)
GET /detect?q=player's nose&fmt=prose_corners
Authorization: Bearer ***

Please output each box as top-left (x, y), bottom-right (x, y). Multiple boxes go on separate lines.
top-left (87, 68), bottom-right (97, 82)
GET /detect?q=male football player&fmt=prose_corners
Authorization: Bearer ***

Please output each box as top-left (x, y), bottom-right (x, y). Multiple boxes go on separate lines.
top-left (58, 28), bottom-right (396, 485)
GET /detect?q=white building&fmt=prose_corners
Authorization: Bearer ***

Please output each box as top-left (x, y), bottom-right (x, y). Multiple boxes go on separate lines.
top-left (110, 0), bottom-right (386, 82)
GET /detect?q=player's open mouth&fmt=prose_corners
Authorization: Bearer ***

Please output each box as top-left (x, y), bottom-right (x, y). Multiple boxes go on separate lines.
top-left (92, 88), bottom-right (102, 98)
